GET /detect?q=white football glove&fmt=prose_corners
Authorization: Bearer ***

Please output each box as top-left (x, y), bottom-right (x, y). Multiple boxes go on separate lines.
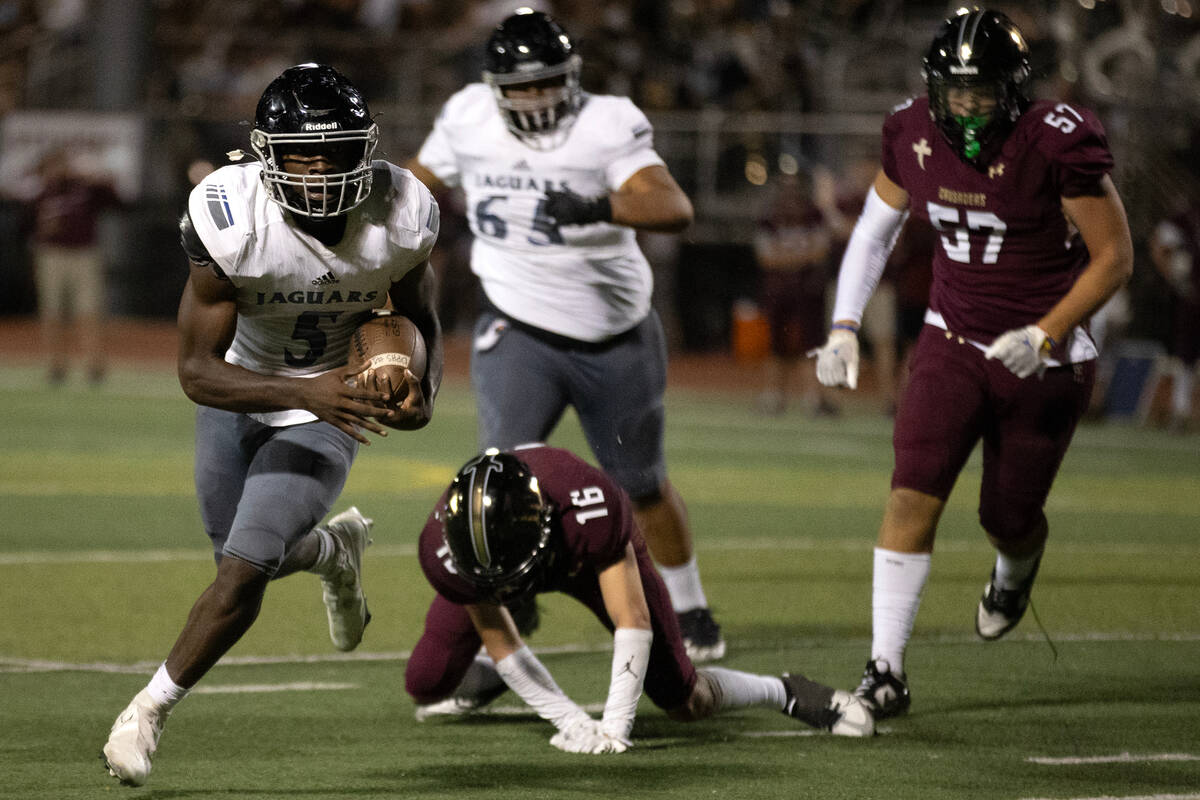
top-left (984, 324), bottom-right (1051, 378)
top-left (549, 717), bottom-right (628, 754)
top-left (811, 328), bottom-right (860, 389)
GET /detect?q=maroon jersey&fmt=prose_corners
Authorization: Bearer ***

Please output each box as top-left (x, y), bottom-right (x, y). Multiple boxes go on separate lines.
top-left (418, 444), bottom-right (641, 606)
top-left (33, 177), bottom-right (121, 248)
top-left (881, 96), bottom-right (1113, 344)
top-left (413, 445), bottom-right (698, 710)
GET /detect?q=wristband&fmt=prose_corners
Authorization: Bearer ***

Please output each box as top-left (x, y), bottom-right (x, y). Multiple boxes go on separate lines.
top-left (1040, 329), bottom-right (1056, 354)
top-left (831, 323), bottom-right (858, 334)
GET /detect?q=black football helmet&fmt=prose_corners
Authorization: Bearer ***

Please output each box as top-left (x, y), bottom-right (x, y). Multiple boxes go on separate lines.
top-left (249, 63), bottom-right (379, 217)
top-left (482, 9), bottom-right (583, 150)
top-left (441, 450), bottom-right (556, 603)
top-left (923, 9), bottom-right (1032, 167)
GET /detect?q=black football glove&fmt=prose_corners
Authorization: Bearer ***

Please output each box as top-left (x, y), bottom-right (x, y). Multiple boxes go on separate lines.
top-left (543, 188), bottom-right (612, 226)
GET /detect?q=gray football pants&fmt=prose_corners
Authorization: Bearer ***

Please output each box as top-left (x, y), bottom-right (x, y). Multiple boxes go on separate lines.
top-left (193, 405), bottom-right (358, 576)
top-left (470, 308), bottom-right (668, 500)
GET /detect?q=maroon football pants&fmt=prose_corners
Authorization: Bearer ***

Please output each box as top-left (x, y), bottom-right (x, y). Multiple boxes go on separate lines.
top-left (891, 324), bottom-right (1094, 542)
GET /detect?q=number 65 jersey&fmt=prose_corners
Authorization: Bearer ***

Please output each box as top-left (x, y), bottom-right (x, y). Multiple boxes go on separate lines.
top-left (882, 96), bottom-right (1114, 361)
top-left (416, 84), bottom-right (665, 342)
top-left (186, 160), bottom-right (438, 426)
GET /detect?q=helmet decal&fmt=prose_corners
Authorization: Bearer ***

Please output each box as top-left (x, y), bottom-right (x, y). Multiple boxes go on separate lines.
top-left (442, 451), bottom-right (555, 602)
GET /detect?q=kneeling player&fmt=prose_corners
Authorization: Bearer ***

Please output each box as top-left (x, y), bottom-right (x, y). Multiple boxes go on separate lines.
top-left (406, 445), bottom-right (873, 753)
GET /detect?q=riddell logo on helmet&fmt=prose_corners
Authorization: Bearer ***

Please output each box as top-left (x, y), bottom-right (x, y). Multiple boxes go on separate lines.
top-left (949, 65), bottom-right (980, 75)
top-left (302, 121), bottom-right (340, 131)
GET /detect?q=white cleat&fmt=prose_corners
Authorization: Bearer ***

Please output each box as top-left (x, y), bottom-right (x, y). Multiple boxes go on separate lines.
top-left (827, 689), bottom-right (876, 738)
top-left (414, 696), bottom-right (491, 721)
top-left (321, 506), bottom-right (373, 652)
top-left (102, 689), bottom-right (167, 786)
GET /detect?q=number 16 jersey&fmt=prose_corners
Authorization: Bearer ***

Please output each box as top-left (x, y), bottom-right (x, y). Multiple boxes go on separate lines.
top-left (882, 96), bottom-right (1114, 361)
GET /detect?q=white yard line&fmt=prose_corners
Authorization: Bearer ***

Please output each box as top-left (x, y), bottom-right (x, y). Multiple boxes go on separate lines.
top-left (0, 641), bottom-right (606, 674)
top-left (192, 682), bottom-right (358, 694)
top-left (4, 537), bottom-right (1199, 565)
top-left (1020, 795), bottom-right (1200, 800)
top-left (4, 631), bottom-right (1198, 675)
top-left (1027, 753), bottom-right (1200, 765)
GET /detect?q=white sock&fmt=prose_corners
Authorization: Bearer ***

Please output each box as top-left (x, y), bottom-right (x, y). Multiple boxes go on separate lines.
top-left (145, 662), bottom-right (189, 711)
top-left (993, 547), bottom-right (1043, 591)
top-left (702, 667), bottom-right (786, 711)
top-left (307, 527), bottom-right (337, 576)
top-left (870, 547), bottom-right (931, 675)
top-left (657, 557), bottom-right (708, 613)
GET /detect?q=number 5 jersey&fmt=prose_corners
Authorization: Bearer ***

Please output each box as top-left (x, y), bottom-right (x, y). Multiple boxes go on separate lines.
top-left (186, 161), bottom-right (439, 426)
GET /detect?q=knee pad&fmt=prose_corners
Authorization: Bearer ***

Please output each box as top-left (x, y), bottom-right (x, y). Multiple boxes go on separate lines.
top-left (404, 630), bottom-right (480, 704)
top-left (405, 649), bottom-right (466, 705)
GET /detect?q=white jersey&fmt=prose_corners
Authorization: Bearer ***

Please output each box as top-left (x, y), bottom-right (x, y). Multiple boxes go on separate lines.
top-left (417, 83), bottom-right (664, 341)
top-left (188, 161), bottom-right (439, 426)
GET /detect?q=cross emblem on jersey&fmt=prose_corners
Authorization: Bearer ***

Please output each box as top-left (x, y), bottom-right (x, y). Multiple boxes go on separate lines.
top-left (913, 138), bottom-right (932, 169)
top-left (989, 163), bottom-right (1006, 179)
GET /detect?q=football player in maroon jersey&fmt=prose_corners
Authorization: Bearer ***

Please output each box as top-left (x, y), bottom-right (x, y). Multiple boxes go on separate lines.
top-left (811, 9), bottom-right (1133, 719)
top-left (406, 445), bottom-right (874, 753)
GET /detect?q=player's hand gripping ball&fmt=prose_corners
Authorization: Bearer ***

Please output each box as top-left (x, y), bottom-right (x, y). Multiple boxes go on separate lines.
top-left (349, 312), bottom-right (427, 416)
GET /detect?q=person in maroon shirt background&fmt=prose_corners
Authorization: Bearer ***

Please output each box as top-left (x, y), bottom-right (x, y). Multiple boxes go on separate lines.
top-left (810, 9), bottom-right (1133, 719)
top-left (27, 146), bottom-right (123, 384)
top-left (406, 445), bottom-right (874, 753)
top-left (752, 170), bottom-right (838, 416)
top-left (1149, 203), bottom-right (1200, 432)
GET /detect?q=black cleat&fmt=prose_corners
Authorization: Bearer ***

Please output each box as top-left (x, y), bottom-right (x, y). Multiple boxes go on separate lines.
top-left (677, 607), bottom-right (726, 662)
top-left (854, 658), bottom-right (911, 719)
top-left (975, 556), bottom-right (1041, 641)
top-left (781, 672), bottom-right (874, 736)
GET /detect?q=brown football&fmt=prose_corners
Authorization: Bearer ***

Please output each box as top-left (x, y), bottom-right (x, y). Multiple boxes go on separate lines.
top-left (349, 313), bottom-right (427, 403)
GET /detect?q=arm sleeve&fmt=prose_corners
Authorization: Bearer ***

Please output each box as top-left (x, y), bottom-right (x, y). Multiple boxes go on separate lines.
top-left (495, 646), bottom-right (592, 732)
top-left (830, 187), bottom-right (909, 325)
top-left (600, 627), bottom-right (653, 743)
top-left (179, 209), bottom-right (214, 266)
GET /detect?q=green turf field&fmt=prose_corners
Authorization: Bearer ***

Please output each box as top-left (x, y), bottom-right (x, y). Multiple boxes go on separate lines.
top-left (2, 364), bottom-right (1198, 799)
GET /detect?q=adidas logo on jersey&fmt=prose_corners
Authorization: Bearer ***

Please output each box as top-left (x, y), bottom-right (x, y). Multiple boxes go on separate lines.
top-left (512, 159), bottom-right (531, 171)
top-left (311, 271), bottom-right (339, 286)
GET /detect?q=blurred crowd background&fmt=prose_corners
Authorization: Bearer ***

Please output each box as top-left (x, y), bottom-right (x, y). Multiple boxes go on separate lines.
top-left (0, 0), bottom-right (1197, 420)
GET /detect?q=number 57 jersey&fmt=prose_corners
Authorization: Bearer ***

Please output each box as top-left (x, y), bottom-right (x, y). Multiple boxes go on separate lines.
top-left (416, 84), bottom-right (666, 341)
top-left (881, 96), bottom-right (1114, 355)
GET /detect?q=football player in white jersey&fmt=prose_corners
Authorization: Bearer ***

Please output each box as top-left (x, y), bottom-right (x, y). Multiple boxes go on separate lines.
top-left (404, 10), bottom-right (724, 715)
top-left (101, 64), bottom-right (443, 786)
